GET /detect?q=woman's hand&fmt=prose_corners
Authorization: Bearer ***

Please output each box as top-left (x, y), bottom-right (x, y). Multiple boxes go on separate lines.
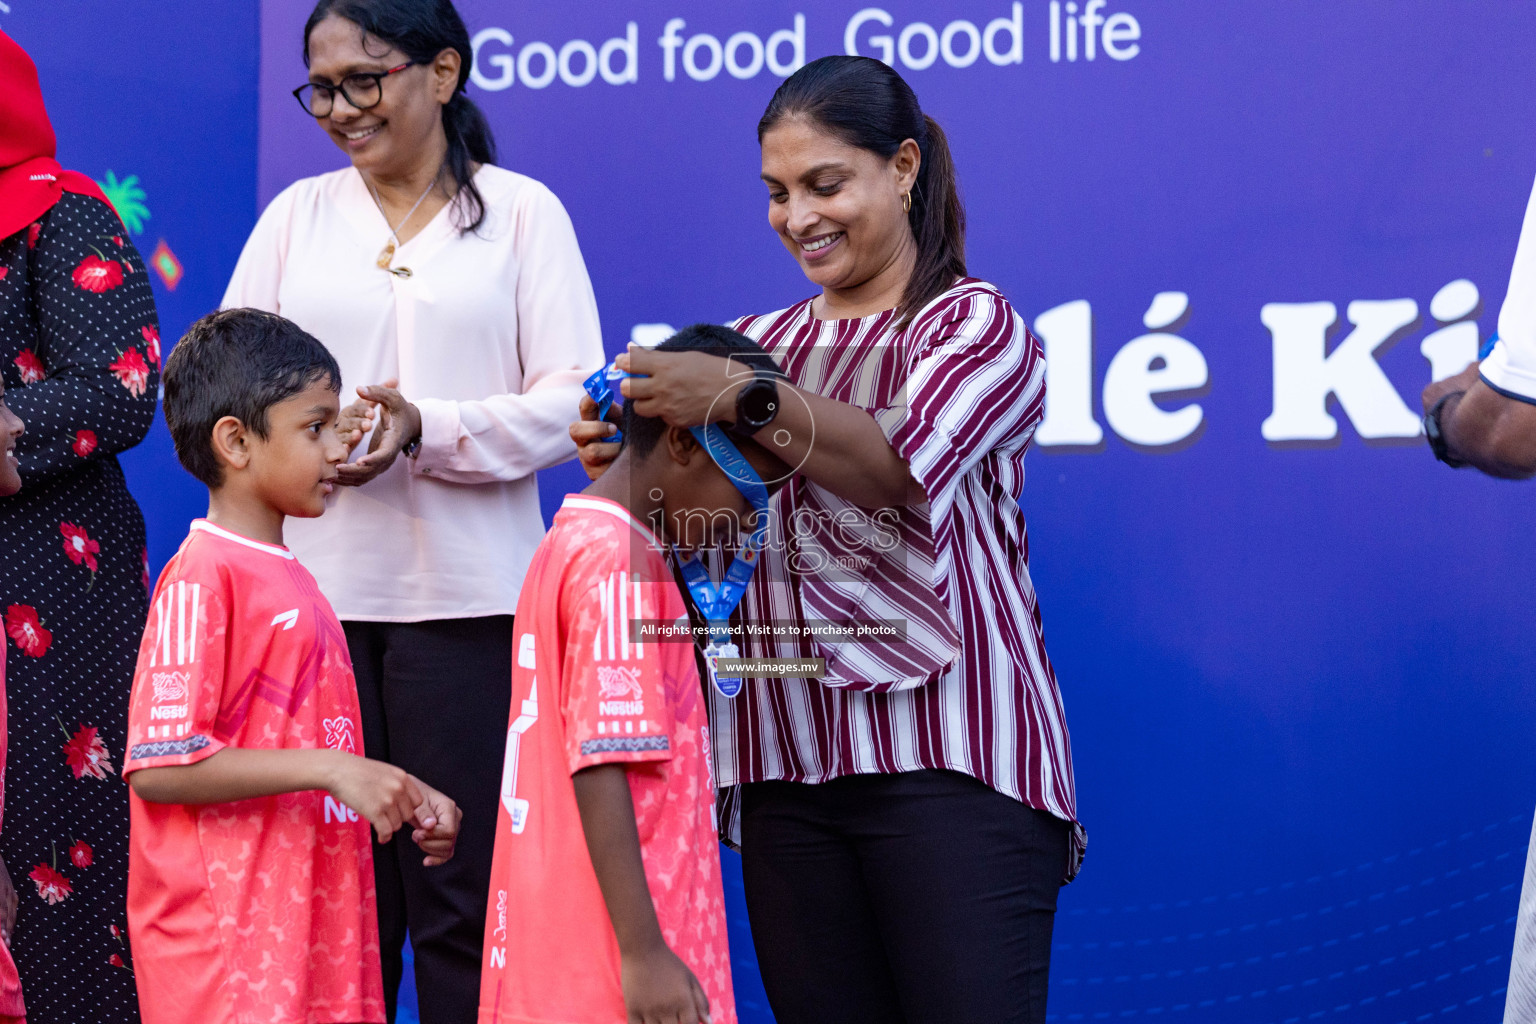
top-left (616, 347), bottom-right (743, 429)
top-left (571, 392), bottom-right (622, 482)
top-left (336, 381), bottom-right (423, 487)
top-left (0, 854), bottom-right (15, 946)
top-left (619, 344), bottom-right (921, 507)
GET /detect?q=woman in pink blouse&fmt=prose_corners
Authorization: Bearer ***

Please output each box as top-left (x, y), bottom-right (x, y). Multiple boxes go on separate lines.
top-left (575, 56), bottom-right (1082, 1024)
top-left (223, 1), bottom-right (603, 1018)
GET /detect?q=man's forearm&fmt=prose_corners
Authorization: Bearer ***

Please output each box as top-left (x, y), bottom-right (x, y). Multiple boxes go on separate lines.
top-left (1441, 378), bottom-right (1536, 479)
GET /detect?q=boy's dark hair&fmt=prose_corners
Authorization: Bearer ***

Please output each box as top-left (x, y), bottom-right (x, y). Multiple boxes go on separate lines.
top-left (163, 308), bottom-right (342, 488)
top-left (622, 324), bottom-right (787, 458)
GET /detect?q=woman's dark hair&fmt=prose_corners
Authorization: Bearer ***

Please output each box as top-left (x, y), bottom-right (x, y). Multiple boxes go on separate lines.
top-left (758, 55), bottom-right (966, 328)
top-left (304, 0), bottom-right (497, 233)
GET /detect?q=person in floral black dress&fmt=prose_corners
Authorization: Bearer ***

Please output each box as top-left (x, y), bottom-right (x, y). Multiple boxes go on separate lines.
top-left (0, 31), bottom-right (157, 1024)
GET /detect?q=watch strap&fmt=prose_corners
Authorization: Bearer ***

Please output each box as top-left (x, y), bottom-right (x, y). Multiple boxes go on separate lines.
top-left (1424, 391), bottom-right (1466, 468)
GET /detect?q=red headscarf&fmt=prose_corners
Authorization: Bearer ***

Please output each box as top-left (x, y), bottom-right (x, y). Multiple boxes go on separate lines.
top-left (0, 30), bottom-right (112, 243)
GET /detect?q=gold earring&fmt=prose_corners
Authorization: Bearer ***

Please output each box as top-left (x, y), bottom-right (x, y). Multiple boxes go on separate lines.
top-left (902, 191), bottom-right (912, 213)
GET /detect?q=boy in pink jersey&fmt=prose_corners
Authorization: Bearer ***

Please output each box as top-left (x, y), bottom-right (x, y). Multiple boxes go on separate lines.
top-left (124, 309), bottom-right (461, 1024)
top-left (0, 375), bottom-right (26, 1022)
top-left (478, 325), bottom-right (790, 1024)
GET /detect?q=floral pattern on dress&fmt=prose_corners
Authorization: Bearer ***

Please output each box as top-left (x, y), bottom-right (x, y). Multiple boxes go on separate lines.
top-left (61, 724), bottom-right (114, 781)
top-left (4, 605), bottom-right (51, 658)
top-left (60, 521), bottom-right (100, 572)
top-left (139, 325), bottom-right (160, 368)
top-left (71, 255), bottom-right (122, 294)
top-left (108, 348), bottom-right (149, 397)
top-left (29, 865), bottom-right (71, 905)
top-left (1, 191), bottom-right (157, 1021)
top-left (12, 350), bottom-right (43, 384)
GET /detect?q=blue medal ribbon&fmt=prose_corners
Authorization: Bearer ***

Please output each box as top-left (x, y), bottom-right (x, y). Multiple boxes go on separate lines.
top-left (583, 364), bottom-right (634, 443)
top-left (583, 361), bottom-right (770, 697)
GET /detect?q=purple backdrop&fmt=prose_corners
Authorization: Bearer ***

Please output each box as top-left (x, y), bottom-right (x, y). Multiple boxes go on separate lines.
top-left (8, 1), bottom-right (1536, 1021)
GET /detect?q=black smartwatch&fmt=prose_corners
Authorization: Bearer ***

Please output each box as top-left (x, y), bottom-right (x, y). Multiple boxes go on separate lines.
top-left (734, 371), bottom-right (780, 433)
top-left (1423, 390), bottom-right (1467, 468)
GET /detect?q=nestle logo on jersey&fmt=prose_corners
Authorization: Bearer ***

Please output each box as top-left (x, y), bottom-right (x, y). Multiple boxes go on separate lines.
top-left (599, 700), bottom-right (644, 716)
top-left (150, 704), bottom-right (188, 720)
top-left (597, 666), bottom-right (644, 715)
top-left (597, 666), bottom-right (642, 699)
top-left (152, 671), bottom-right (189, 703)
top-left (323, 717), bottom-right (356, 754)
top-left (324, 796), bottom-right (360, 824)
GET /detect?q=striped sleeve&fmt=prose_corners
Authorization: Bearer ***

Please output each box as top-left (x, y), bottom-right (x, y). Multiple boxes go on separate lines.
top-left (871, 288), bottom-right (1044, 520)
top-left (124, 576), bottom-right (229, 773)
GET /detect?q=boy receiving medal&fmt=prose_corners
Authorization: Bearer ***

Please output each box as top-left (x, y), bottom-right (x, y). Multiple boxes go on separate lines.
top-left (478, 325), bottom-right (789, 1024)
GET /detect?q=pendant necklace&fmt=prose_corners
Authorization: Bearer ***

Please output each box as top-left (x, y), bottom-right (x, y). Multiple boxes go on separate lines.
top-left (367, 171), bottom-right (439, 279)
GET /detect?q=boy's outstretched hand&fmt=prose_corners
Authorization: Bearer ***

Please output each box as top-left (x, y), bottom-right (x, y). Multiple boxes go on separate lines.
top-left (621, 944), bottom-right (712, 1024)
top-left (406, 776), bottom-right (461, 866)
top-left (129, 748), bottom-right (457, 857)
top-left (326, 755), bottom-right (423, 845)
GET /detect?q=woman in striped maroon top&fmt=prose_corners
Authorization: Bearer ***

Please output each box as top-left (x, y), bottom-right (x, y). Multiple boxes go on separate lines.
top-left (574, 55), bottom-right (1082, 1024)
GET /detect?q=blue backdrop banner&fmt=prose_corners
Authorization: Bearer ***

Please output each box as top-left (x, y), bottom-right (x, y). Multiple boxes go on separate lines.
top-left (7, 1), bottom-right (1536, 1021)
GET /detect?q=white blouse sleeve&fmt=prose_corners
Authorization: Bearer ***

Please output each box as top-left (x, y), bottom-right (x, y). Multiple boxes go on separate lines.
top-left (221, 184), bottom-right (298, 314)
top-left (411, 182), bottom-right (605, 483)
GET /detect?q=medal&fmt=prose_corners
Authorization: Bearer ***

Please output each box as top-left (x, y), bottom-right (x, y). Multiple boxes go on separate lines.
top-left (704, 640), bottom-right (743, 698)
top-left (707, 641), bottom-right (743, 698)
top-left (678, 535), bottom-right (763, 702)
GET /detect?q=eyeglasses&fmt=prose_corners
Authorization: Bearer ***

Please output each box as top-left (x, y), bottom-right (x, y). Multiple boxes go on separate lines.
top-left (292, 61), bottom-right (414, 118)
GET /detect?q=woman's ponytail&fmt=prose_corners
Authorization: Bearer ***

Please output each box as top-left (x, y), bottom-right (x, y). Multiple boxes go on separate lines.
top-left (904, 115), bottom-right (966, 328)
top-left (759, 56), bottom-right (968, 328)
top-left (442, 92), bottom-right (496, 233)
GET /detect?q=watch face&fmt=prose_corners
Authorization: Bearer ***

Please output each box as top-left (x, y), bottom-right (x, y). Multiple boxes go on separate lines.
top-left (739, 379), bottom-right (779, 428)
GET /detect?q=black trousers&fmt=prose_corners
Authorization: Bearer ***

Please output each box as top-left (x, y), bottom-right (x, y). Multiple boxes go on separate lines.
top-left (344, 616), bottom-right (514, 1024)
top-left (740, 770), bottom-right (1071, 1024)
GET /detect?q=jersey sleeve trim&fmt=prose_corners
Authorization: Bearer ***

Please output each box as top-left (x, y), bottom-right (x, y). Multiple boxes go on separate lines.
top-left (580, 735), bottom-right (669, 756)
top-left (572, 731), bottom-right (673, 774)
top-left (123, 733), bottom-right (225, 775)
